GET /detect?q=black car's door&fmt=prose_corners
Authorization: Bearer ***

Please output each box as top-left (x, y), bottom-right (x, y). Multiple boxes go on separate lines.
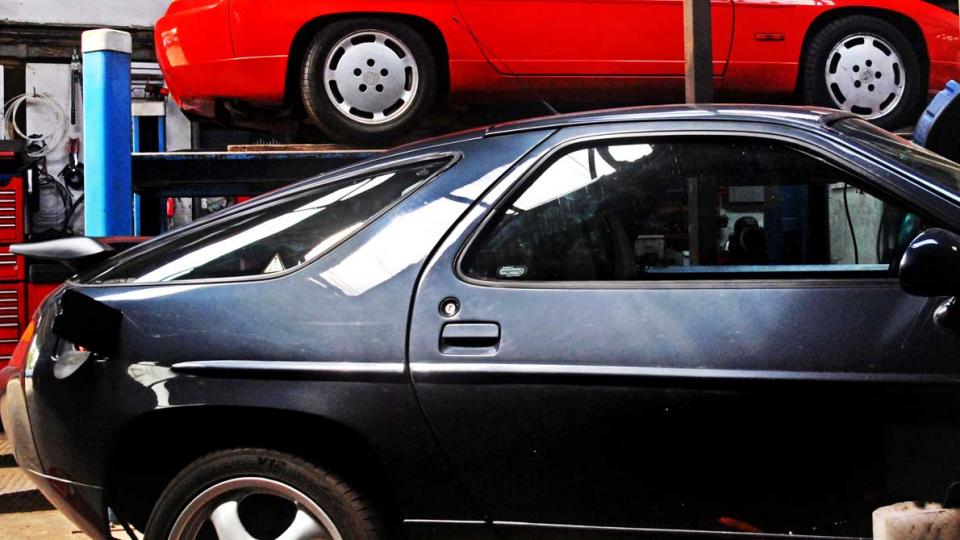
top-left (408, 124), bottom-right (960, 538)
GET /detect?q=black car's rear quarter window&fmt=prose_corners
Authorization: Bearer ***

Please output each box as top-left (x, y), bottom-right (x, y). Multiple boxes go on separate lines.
top-left (87, 159), bottom-right (448, 284)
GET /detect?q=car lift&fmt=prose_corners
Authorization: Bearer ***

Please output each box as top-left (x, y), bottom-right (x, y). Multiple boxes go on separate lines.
top-left (131, 147), bottom-right (378, 199)
top-left (131, 147), bottom-right (380, 235)
top-left (82, 29), bottom-right (379, 236)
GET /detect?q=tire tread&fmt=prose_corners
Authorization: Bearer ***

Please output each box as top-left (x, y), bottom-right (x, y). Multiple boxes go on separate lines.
top-left (144, 447), bottom-right (385, 540)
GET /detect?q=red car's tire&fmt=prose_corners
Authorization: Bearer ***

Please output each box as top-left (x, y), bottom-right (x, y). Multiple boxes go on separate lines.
top-left (801, 15), bottom-right (924, 130)
top-left (301, 18), bottom-right (438, 145)
top-left (143, 448), bottom-right (385, 540)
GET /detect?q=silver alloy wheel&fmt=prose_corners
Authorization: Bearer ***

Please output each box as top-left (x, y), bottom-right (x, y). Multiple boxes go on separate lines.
top-left (323, 30), bottom-right (419, 125)
top-left (168, 477), bottom-right (342, 540)
top-left (824, 33), bottom-right (905, 119)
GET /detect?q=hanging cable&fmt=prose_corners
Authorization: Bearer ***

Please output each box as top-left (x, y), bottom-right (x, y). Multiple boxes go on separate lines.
top-left (2, 92), bottom-right (68, 157)
top-left (842, 183), bottom-right (859, 264)
top-left (29, 157), bottom-right (75, 236)
top-left (65, 193), bottom-right (85, 233)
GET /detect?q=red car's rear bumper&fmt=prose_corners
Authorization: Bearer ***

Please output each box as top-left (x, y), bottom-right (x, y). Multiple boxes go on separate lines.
top-left (155, 0), bottom-right (288, 113)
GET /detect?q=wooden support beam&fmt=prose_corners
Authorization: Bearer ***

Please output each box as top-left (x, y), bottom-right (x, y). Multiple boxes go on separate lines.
top-left (683, 0), bottom-right (714, 104)
top-left (0, 23), bottom-right (156, 62)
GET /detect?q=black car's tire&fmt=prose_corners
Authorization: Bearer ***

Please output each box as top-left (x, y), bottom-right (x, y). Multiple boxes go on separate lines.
top-left (144, 448), bottom-right (383, 540)
top-left (801, 15), bottom-right (924, 130)
top-left (301, 18), bottom-right (437, 145)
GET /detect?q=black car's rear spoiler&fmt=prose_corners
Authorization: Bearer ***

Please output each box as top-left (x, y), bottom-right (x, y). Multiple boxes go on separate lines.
top-left (11, 237), bottom-right (115, 272)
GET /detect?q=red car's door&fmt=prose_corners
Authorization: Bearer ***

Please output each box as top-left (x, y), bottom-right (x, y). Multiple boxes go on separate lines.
top-left (455, 0), bottom-right (733, 76)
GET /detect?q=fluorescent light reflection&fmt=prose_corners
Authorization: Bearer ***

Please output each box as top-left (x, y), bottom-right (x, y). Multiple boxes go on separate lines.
top-left (134, 182), bottom-right (371, 282)
top-left (319, 169), bottom-right (506, 296)
top-left (514, 144), bottom-right (652, 211)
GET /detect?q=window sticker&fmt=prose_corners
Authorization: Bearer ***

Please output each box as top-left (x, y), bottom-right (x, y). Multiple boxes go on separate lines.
top-left (498, 265), bottom-right (528, 278)
top-left (263, 254), bottom-right (286, 274)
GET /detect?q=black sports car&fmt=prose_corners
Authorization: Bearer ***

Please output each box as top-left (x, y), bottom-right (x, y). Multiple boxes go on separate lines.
top-left (4, 105), bottom-right (960, 540)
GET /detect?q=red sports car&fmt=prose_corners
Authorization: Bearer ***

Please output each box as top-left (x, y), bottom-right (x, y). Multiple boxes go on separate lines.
top-left (155, 0), bottom-right (960, 143)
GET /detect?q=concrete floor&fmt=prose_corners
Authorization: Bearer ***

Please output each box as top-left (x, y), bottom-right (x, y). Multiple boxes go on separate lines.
top-left (0, 431), bottom-right (136, 539)
top-left (0, 509), bottom-right (91, 539)
top-left (0, 507), bottom-right (135, 539)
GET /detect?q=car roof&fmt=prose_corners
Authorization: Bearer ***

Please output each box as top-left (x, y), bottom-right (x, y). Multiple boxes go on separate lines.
top-left (485, 104), bottom-right (855, 136)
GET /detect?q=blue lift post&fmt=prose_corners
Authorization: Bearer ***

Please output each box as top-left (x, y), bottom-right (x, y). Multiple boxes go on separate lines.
top-left (131, 100), bottom-right (169, 234)
top-left (82, 29), bottom-right (133, 237)
top-left (131, 116), bottom-right (141, 235)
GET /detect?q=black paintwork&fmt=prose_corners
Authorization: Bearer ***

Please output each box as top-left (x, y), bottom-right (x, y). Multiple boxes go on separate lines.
top-left (900, 228), bottom-right (960, 297)
top-left (923, 0), bottom-right (960, 16)
top-left (3, 105), bottom-right (960, 540)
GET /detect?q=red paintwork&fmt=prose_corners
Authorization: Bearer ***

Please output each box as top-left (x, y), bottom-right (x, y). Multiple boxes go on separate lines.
top-left (26, 283), bottom-right (58, 322)
top-left (155, 0), bottom-right (960, 116)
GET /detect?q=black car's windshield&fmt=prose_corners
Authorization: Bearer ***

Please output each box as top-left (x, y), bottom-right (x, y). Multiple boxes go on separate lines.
top-left (832, 117), bottom-right (960, 197)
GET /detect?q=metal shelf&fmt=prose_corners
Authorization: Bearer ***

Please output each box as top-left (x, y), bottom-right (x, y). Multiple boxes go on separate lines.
top-left (131, 148), bottom-right (381, 198)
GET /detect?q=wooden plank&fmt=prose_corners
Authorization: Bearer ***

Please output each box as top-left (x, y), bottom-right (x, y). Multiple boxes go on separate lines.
top-left (227, 144), bottom-right (382, 153)
top-left (683, 0), bottom-right (714, 104)
top-left (0, 23), bottom-right (155, 62)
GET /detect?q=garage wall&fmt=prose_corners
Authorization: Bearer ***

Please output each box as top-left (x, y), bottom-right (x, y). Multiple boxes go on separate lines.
top-left (165, 96), bottom-right (193, 152)
top-left (0, 0), bottom-right (170, 28)
top-left (2, 0), bottom-right (222, 233)
top-left (25, 64), bottom-right (78, 199)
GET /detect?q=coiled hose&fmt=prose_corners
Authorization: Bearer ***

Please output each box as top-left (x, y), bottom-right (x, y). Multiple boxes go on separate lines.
top-left (2, 92), bottom-right (68, 157)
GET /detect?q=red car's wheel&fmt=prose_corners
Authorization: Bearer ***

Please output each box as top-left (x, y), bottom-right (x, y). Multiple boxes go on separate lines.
top-left (802, 15), bottom-right (924, 130)
top-left (301, 19), bottom-right (438, 145)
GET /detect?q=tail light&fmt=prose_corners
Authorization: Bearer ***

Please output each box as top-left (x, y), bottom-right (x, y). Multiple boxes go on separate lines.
top-left (0, 318), bottom-right (35, 395)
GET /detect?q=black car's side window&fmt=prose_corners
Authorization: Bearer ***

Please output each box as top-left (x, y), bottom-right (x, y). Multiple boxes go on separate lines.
top-left (88, 158), bottom-right (449, 284)
top-left (462, 137), bottom-right (923, 282)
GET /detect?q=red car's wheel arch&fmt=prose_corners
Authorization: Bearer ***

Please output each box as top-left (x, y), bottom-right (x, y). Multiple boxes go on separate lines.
top-left (795, 6), bottom-right (930, 97)
top-left (282, 13), bottom-right (453, 111)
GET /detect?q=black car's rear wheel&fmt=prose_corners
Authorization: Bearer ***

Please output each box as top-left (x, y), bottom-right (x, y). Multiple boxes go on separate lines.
top-left (801, 15), bottom-right (924, 129)
top-left (301, 19), bottom-right (437, 145)
top-left (144, 448), bottom-right (383, 540)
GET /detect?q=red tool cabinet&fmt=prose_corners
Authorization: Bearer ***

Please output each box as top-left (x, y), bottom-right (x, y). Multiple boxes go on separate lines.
top-left (0, 176), bottom-right (27, 367)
